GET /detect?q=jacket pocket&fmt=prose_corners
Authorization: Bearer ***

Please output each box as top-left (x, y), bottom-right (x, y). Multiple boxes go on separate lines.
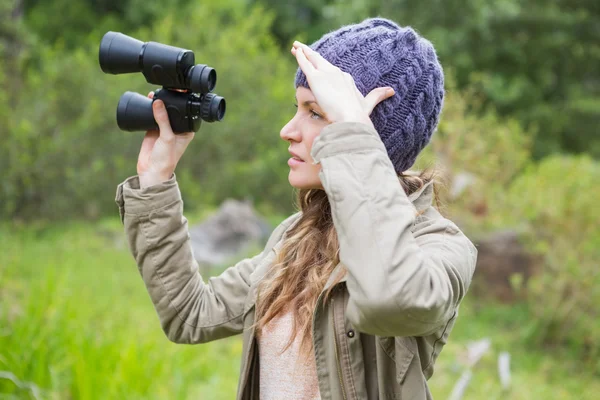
top-left (378, 336), bottom-right (417, 384)
top-left (376, 336), bottom-right (416, 399)
top-left (394, 337), bottom-right (416, 385)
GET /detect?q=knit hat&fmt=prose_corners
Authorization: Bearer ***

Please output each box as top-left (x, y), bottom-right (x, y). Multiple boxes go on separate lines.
top-left (295, 17), bottom-right (445, 173)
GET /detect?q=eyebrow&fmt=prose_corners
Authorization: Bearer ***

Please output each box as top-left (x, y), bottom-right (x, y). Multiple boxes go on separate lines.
top-left (295, 98), bottom-right (319, 107)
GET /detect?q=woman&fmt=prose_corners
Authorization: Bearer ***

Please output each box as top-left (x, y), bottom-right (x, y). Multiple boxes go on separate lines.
top-left (115, 17), bottom-right (477, 400)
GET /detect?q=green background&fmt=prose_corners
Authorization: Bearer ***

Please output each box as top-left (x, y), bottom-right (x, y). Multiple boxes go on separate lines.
top-left (1, 0), bottom-right (598, 398)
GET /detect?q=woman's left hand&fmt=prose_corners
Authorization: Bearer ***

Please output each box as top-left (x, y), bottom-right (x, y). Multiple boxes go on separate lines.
top-left (291, 41), bottom-right (395, 128)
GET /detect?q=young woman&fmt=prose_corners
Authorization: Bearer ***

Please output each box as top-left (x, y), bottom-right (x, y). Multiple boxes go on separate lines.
top-left (115, 17), bottom-right (477, 400)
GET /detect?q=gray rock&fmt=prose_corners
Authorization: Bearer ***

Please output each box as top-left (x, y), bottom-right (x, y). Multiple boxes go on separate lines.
top-left (471, 229), bottom-right (541, 303)
top-left (449, 171), bottom-right (477, 200)
top-left (189, 199), bottom-right (272, 273)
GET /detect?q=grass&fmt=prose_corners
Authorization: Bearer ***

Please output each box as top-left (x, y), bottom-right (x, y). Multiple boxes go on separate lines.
top-left (0, 219), bottom-right (597, 399)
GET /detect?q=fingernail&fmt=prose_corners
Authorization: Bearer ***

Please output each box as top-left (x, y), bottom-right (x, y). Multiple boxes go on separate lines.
top-left (387, 88), bottom-right (395, 96)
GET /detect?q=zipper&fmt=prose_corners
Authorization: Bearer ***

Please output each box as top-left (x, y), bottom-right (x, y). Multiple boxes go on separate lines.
top-left (331, 296), bottom-right (348, 400)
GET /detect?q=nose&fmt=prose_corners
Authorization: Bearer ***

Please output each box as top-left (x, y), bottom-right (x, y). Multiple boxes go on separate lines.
top-left (280, 116), bottom-right (302, 143)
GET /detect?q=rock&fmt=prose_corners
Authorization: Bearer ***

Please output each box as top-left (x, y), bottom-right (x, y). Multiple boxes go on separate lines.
top-left (449, 171), bottom-right (477, 200)
top-left (471, 230), bottom-right (541, 303)
top-left (189, 199), bottom-right (272, 275)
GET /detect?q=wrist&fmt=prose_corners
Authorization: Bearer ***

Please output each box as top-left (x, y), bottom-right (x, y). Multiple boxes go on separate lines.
top-left (139, 171), bottom-right (173, 189)
top-left (334, 112), bottom-right (374, 129)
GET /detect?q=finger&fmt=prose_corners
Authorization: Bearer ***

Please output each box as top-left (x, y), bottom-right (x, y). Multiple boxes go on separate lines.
top-left (294, 47), bottom-right (317, 77)
top-left (342, 72), bottom-right (364, 102)
top-left (364, 87), bottom-right (395, 115)
top-left (293, 41), bottom-right (333, 71)
top-left (175, 131), bottom-right (195, 145)
top-left (148, 91), bottom-right (155, 99)
top-left (138, 130), bottom-right (159, 171)
top-left (139, 130), bottom-right (159, 157)
top-left (171, 131), bottom-right (195, 169)
top-left (152, 100), bottom-right (175, 142)
top-left (344, 73), bottom-right (373, 113)
top-left (178, 131), bottom-right (195, 140)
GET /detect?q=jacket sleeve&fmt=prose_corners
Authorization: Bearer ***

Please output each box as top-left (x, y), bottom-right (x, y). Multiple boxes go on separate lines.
top-left (311, 122), bottom-right (478, 337)
top-left (114, 174), bottom-right (295, 344)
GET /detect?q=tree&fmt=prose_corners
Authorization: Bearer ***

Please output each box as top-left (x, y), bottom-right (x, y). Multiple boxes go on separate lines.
top-left (255, 0), bottom-right (600, 159)
top-left (1, 0), bottom-right (297, 220)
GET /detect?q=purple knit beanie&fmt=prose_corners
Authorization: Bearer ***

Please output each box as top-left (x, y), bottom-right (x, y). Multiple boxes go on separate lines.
top-left (295, 17), bottom-right (445, 173)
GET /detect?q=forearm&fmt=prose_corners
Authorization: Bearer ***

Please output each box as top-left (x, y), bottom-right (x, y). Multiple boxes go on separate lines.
top-left (312, 122), bottom-right (476, 336)
top-left (115, 175), bottom-right (253, 343)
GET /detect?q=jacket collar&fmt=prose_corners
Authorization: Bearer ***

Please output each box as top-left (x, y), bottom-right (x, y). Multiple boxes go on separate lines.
top-left (408, 178), bottom-right (435, 212)
top-left (322, 179), bottom-right (435, 291)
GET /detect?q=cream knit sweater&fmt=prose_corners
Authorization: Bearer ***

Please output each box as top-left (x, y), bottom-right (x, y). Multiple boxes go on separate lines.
top-left (258, 308), bottom-right (321, 400)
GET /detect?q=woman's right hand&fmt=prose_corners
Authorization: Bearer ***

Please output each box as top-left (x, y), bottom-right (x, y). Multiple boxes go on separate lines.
top-left (137, 91), bottom-right (195, 189)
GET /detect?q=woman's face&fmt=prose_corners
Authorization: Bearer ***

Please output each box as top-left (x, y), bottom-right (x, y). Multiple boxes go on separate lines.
top-left (280, 87), bottom-right (328, 190)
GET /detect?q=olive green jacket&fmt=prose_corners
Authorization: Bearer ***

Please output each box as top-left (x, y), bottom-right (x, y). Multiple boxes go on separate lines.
top-left (115, 122), bottom-right (478, 400)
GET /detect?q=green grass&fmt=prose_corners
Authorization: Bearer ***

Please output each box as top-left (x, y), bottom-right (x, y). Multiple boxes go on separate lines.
top-left (1, 220), bottom-right (597, 399)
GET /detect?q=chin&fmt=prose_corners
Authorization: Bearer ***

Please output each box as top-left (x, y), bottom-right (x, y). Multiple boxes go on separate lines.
top-left (288, 173), bottom-right (322, 190)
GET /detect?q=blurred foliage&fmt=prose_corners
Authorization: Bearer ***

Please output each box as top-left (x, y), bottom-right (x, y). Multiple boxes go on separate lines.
top-left (1, 0), bottom-right (599, 380)
top-left (21, 0), bottom-right (192, 48)
top-left (1, 0), bottom-right (296, 220)
top-left (414, 73), bottom-right (534, 235)
top-left (0, 222), bottom-right (243, 399)
top-left (2, 0), bottom-right (599, 219)
top-left (414, 77), bottom-right (600, 363)
top-left (256, 0), bottom-right (600, 160)
top-left (506, 154), bottom-right (600, 364)
top-left (2, 222), bottom-right (599, 398)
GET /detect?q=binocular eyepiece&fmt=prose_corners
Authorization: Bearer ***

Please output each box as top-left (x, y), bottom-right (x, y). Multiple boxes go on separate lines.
top-left (99, 31), bottom-right (226, 133)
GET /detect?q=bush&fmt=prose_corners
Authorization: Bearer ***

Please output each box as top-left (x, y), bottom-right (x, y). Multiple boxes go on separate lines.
top-left (414, 74), bottom-right (534, 234)
top-left (415, 77), bottom-right (599, 366)
top-left (0, 223), bottom-right (242, 399)
top-left (506, 154), bottom-right (600, 365)
top-left (1, 0), bottom-right (296, 221)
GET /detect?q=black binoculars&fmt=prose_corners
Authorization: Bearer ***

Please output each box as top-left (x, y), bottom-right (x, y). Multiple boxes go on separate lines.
top-left (99, 31), bottom-right (226, 133)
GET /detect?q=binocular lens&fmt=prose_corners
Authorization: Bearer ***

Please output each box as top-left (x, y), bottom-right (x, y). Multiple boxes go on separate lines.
top-left (116, 92), bottom-right (157, 132)
top-left (188, 64), bottom-right (217, 94)
top-left (99, 32), bottom-right (144, 75)
top-left (207, 69), bottom-right (217, 92)
top-left (214, 97), bottom-right (226, 121)
top-left (201, 93), bottom-right (226, 122)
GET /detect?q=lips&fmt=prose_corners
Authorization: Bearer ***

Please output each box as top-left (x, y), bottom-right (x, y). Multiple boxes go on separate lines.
top-left (288, 149), bottom-right (304, 161)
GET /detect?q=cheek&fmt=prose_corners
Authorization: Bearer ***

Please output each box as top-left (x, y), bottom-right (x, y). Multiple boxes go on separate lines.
top-left (303, 127), bottom-right (322, 162)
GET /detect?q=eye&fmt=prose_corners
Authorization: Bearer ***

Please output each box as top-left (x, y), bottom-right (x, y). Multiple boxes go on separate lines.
top-left (309, 110), bottom-right (322, 120)
top-left (293, 103), bottom-right (322, 120)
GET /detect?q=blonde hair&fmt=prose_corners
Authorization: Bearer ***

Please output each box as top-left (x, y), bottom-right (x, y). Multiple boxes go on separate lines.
top-left (253, 167), bottom-right (440, 357)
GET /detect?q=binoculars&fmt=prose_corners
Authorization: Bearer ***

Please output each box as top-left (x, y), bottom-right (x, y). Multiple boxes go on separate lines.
top-left (99, 31), bottom-right (226, 133)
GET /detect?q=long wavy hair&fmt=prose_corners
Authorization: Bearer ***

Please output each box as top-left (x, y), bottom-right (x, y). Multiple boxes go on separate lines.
top-left (253, 167), bottom-right (442, 358)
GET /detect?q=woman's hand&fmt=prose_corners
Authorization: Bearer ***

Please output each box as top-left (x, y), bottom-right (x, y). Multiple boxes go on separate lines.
top-left (291, 41), bottom-right (394, 128)
top-left (137, 91), bottom-right (195, 189)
